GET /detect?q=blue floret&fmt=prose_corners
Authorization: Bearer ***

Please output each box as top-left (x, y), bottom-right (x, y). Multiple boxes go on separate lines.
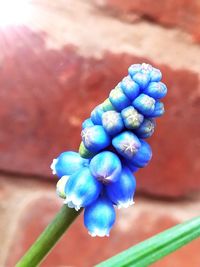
top-left (128, 139), bottom-right (152, 168)
top-left (51, 151), bottom-right (89, 178)
top-left (112, 131), bottom-right (141, 160)
top-left (81, 125), bottom-right (111, 153)
top-left (143, 81), bottom-right (167, 99)
top-left (89, 151), bottom-right (122, 183)
top-left (84, 196), bottom-right (116, 237)
top-left (102, 110), bottom-right (124, 136)
top-left (82, 118), bottom-right (94, 129)
top-left (109, 85), bottom-right (131, 111)
top-left (65, 167), bottom-right (102, 211)
top-left (120, 76), bottom-right (140, 100)
top-left (106, 167), bottom-right (136, 209)
top-left (134, 118), bottom-right (155, 139)
top-left (149, 101), bottom-right (165, 117)
top-left (133, 93), bottom-right (156, 116)
top-left (91, 104), bottom-right (104, 125)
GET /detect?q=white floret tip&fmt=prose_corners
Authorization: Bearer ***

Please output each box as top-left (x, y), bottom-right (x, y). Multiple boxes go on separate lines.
top-left (56, 175), bottom-right (70, 199)
top-left (117, 200), bottom-right (135, 209)
top-left (50, 159), bottom-right (58, 175)
top-left (64, 196), bottom-right (82, 211)
top-left (88, 228), bottom-right (110, 237)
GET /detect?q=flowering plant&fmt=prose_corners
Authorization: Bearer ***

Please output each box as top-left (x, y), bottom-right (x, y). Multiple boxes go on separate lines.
top-left (16, 64), bottom-right (200, 267)
top-left (51, 63), bottom-right (166, 237)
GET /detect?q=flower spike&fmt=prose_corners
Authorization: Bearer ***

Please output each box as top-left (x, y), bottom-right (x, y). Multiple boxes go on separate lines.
top-left (51, 63), bottom-right (167, 236)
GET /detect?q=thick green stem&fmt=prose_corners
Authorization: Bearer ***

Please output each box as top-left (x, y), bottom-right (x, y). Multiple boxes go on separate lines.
top-left (96, 216), bottom-right (200, 267)
top-left (16, 205), bottom-right (81, 267)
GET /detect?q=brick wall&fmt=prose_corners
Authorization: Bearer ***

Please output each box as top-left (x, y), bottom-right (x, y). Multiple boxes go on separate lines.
top-left (0, 1), bottom-right (200, 266)
top-left (94, 0), bottom-right (200, 43)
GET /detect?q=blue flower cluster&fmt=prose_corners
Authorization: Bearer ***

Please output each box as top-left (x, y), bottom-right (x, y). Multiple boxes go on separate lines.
top-left (51, 63), bottom-right (167, 237)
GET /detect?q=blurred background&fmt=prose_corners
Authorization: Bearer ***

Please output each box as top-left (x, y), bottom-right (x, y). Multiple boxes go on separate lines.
top-left (0, 0), bottom-right (200, 266)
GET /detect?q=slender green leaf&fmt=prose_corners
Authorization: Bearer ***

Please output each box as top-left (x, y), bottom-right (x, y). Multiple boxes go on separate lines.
top-left (96, 216), bottom-right (200, 267)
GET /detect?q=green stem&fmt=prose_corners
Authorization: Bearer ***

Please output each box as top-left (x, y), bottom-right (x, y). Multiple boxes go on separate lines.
top-left (96, 216), bottom-right (200, 267)
top-left (16, 205), bottom-right (81, 267)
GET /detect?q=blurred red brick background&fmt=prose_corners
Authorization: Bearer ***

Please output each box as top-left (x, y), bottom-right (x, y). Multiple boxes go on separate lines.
top-left (0, 0), bottom-right (200, 266)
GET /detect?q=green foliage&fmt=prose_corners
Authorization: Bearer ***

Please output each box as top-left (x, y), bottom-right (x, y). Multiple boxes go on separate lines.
top-left (96, 216), bottom-right (200, 267)
top-left (16, 205), bottom-right (200, 267)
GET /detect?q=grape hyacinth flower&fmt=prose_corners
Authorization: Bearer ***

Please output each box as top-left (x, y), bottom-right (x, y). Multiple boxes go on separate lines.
top-left (109, 85), bottom-right (131, 111)
top-left (81, 125), bottom-right (110, 153)
top-left (89, 151), bottom-right (122, 183)
top-left (102, 110), bottom-right (124, 136)
top-left (84, 196), bottom-right (116, 237)
top-left (51, 151), bottom-right (89, 178)
top-left (64, 167), bottom-right (102, 211)
top-left (51, 63), bottom-right (167, 237)
top-left (106, 167), bottom-right (136, 209)
top-left (112, 131), bottom-right (141, 160)
top-left (121, 106), bottom-right (144, 129)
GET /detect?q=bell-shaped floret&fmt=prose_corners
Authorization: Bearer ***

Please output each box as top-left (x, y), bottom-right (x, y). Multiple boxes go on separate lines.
top-left (109, 85), bottom-right (131, 112)
top-left (132, 72), bottom-right (151, 89)
top-left (112, 131), bottom-right (141, 160)
top-left (50, 151), bottom-right (89, 178)
top-left (82, 118), bottom-right (94, 129)
top-left (64, 167), bottom-right (102, 211)
top-left (84, 196), bottom-right (116, 237)
top-left (121, 106), bottom-right (144, 130)
top-left (149, 101), bottom-right (165, 117)
top-left (120, 76), bottom-right (140, 100)
top-left (143, 82), bottom-right (167, 99)
top-left (91, 104), bottom-right (104, 125)
top-left (128, 140), bottom-right (152, 168)
top-left (106, 167), bottom-right (136, 209)
top-left (150, 67), bottom-right (162, 82)
top-left (133, 93), bottom-right (156, 116)
top-left (134, 118), bottom-right (155, 139)
top-left (128, 64), bottom-right (142, 77)
top-left (81, 125), bottom-right (111, 153)
top-left (89, 151), bottom-right (122, 183)
top-left (102, 111), bottom-right (124, 136)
